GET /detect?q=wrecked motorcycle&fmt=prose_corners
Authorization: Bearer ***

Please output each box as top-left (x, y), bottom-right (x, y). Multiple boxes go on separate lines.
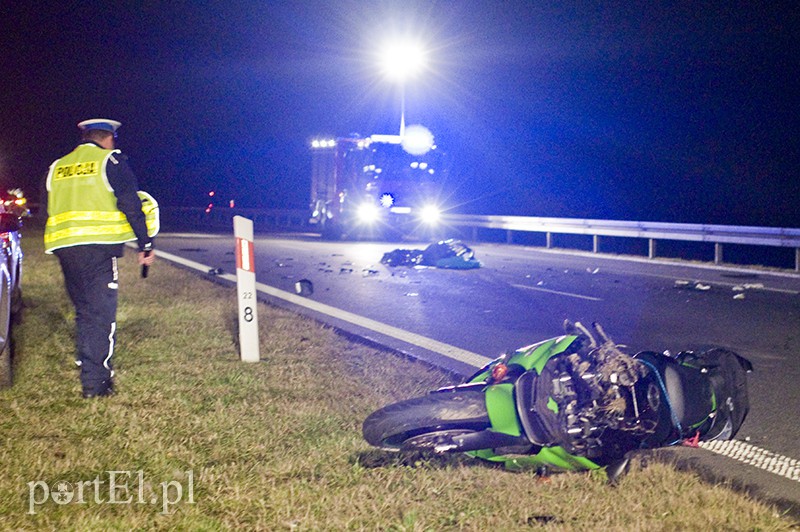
top-left (363, 322), bottom-right (752, 477)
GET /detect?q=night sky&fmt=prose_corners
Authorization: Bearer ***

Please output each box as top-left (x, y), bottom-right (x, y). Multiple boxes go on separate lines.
top-left (1, 1), bottom-right (797, 227)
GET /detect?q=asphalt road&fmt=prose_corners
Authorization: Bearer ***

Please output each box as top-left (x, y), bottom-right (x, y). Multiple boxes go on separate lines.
top-left (152, 231), bottom-right (800, 514)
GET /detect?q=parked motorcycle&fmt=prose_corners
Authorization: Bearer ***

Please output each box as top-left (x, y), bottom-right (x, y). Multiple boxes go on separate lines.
top-left (363, 322), bottom-right (752, 477)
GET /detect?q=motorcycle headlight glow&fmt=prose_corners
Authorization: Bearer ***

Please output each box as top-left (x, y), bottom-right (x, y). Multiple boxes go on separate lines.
top-left (419, 204), bottom-right (441, 225)
top-left (356, 202), bottom-right (380, 223)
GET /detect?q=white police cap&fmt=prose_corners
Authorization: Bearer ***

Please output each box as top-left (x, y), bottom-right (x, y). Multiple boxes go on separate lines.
top-left (77, 118), bottom-right (122, 133)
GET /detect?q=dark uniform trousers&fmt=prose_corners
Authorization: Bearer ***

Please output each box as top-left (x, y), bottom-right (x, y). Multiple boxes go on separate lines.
top-left (54, 245), bottom-right (120, 394)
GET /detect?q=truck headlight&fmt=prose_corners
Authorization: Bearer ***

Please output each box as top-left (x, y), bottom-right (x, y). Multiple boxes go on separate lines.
top-left (356, 202), bottom-right (380, 223)
top-left (419, 205), bottom-right (441, 225)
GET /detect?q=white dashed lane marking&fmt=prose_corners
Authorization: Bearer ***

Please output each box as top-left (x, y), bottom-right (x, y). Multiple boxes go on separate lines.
top-left (511, 284), bottom-right (603, 301)
top-left (700, 440), bottom-right (800, 482)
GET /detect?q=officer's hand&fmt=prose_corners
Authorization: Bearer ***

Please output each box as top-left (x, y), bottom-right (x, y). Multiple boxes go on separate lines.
top-left (138, 250), bottom-right (156, 266)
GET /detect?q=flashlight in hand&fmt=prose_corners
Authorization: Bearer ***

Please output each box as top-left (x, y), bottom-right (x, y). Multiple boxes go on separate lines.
top-left (141, 242), bottom-right (153, 278)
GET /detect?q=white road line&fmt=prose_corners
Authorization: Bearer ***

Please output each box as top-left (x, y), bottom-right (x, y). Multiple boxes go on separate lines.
top-left (511, 284), bottom-right (603, 301)
top-left (487, 245), bottom-right (800, 294)
top-left (252, 280), bottom-right (494, 368)
top-left (700, 440), bottom-right (800, 483)
top-left (143, 247), bottom-right (494, 369)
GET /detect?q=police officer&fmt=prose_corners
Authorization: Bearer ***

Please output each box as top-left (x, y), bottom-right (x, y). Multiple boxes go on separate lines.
top-left (45, 118), bottom-right (156, 398)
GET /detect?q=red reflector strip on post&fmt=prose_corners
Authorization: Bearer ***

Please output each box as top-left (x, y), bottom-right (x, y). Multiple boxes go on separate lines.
top-left (236, 237), bottom-right (254, 272)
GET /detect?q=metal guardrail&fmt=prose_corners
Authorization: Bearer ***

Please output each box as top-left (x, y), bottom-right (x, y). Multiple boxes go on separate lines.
top-left (161, 206), bottom-right (309, 230)
top-left (159, 207), bottom-right (800, 272)
top-left (442, 214), bottom-right (800, 271)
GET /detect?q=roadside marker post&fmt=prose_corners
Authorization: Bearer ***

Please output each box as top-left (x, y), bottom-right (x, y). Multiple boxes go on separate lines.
top-left (233, 216), bottom-right (260, 362)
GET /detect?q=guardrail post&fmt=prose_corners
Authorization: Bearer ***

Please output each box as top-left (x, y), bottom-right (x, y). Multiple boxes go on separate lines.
top-left (714, 243), bottom-right (723, 264)
top-left (593, 235), bottom-right (600, 253)
top-left (471, 226), bottom-right (478, 242)
top-left (506, 230), bottom-right (513, 244)
top-left (546, 232), bottom-right (552, 249)
top-left (796, 248), bottom-right (800, 272)
top-left (648, 239), bottom-right (656, 259)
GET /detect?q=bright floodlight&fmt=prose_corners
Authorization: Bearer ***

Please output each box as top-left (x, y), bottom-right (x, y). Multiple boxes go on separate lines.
top-left (401, 124), bottom-right (434, 155)
top-left (380, 41), bottom-right (427, 82)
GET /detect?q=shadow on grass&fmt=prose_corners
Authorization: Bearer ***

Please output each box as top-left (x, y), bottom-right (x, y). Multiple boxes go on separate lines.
top-left (353, 450), bottom-right (565, 525)
top-left (352, 448), bottom-right (497, 471)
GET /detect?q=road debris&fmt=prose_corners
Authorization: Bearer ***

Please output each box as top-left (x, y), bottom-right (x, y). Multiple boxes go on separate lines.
top-left (362, 267), bottom-right (380, 277)
top-left (381, 239), bottom-right (481, 269)
top-left (294, 279), bottom-right (313, 296)
top-left (732, 283), bottom-right (765, 291)
top-left (731, 283), bottom-right (764, 299)
top-left (674, 280), bottom-right (711, 291)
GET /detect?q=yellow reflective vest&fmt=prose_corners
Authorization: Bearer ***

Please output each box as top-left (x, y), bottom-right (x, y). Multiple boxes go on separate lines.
top-left (44, 144), bottom-right (158, 253)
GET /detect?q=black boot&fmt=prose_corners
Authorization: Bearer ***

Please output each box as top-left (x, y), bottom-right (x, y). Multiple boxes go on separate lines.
top-left (82, 380), bottom-right (115, 399)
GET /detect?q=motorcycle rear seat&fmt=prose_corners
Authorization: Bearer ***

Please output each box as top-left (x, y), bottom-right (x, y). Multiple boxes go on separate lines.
top-left (635, 352), bottom-right (714, 436)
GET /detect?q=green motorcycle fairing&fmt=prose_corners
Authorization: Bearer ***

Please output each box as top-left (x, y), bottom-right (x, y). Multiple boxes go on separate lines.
top-left (466, 334), bottom-right (602, 472)
top-left (484, 383), bottom-right (521, 437)
top-left (470, 446), bottom-right (600, 472)
top-left (468, 335), bottom-right (579, 383)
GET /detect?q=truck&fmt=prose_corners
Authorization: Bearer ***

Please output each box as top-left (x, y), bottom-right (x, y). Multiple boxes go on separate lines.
top-left (308, 126), bottom-right (447, 240)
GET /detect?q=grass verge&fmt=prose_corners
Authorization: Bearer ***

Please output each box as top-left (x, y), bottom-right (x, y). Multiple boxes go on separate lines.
top-left (0, 224), bottom-right (796, 530)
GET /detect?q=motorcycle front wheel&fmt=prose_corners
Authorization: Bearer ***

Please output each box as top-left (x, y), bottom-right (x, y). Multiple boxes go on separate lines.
top-left (363, 389), bottom-right (491, 451)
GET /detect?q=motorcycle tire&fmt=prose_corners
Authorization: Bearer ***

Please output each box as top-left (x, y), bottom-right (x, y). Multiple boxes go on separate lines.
top-left (363, 389), bottom-right (491, 450)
